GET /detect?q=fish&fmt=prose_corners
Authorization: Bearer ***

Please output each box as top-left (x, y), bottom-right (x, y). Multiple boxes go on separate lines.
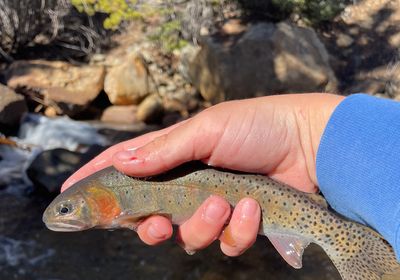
top-left (43, 162), bottom-right (400, 280)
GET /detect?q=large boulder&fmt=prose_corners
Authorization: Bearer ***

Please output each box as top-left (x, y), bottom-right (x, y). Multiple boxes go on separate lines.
top-left (189, 22), bottom-right (337, 103)
top-left (0, 84), bottom-right (27, 133)
top-left (6, 60), bottom-right (105, 117)
top-left (104, 53), bottom-right (152, 105)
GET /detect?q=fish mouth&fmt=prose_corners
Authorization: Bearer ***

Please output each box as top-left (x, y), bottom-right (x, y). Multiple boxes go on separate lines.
top-left (44, 221), bottom-right (91, 232)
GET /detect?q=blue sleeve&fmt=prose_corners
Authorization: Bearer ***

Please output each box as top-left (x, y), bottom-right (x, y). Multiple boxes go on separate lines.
top-left (316, 93), bottom-right (400, 259)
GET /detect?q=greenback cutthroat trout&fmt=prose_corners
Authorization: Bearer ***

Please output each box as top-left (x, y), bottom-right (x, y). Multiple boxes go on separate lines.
top-left (43, 162), bottom-right (400, 280)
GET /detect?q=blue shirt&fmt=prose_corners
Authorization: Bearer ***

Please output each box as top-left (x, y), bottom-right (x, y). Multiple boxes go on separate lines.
top-left (316, 94), bottom-right (400, 259)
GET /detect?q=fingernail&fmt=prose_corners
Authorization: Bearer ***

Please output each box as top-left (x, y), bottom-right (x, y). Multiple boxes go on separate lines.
top-left (241, 199), bottom-right (258, 220)
top-left (204, 200), bottom-right (228, 225)
top-left (148, 223), bottom-right (167, 240)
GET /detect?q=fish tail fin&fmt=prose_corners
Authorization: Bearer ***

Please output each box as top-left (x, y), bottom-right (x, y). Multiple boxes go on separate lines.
top-left (326, 223), bottom-right (400, 280)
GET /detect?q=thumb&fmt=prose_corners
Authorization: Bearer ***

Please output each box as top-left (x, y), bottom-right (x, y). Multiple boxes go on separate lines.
top-left (112, 117), bottom-right (222, 176)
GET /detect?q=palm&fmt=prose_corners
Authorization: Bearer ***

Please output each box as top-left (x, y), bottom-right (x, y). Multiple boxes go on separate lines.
top-left (194, 98), bottom-right (316, 192)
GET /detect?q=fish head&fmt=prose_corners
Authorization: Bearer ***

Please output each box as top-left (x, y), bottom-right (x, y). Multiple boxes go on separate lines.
top-left (43, 187), bottom-right (96, 232)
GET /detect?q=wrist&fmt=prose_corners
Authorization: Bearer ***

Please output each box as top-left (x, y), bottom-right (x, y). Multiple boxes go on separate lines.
top-left (295, 93), bottom-right (345, 186)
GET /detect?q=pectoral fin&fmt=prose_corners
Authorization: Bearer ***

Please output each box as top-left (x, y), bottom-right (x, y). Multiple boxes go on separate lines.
top-left (266, 233), bottom-right (311, 269)
top-left (111, 209), bottom-right (168, 230)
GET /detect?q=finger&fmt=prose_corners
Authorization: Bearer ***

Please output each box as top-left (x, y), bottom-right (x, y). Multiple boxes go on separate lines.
top-left (177, 196), bottom-right (231, 252)
top-left (219, 198), bottom-right (260, 256)
top-left (136, 216), bottom-right (173, 245)
top-left (112, 114), bottom-right (223, 177)
top-left (61, 121), bottom-right (186, 191)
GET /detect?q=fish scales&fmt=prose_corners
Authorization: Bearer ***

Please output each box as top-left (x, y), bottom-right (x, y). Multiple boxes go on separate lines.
top-left (43, 162), bottom-right (400, 280)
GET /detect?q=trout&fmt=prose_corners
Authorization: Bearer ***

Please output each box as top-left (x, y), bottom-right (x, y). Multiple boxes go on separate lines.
top-left (43, 162), bottom-right (400, 280)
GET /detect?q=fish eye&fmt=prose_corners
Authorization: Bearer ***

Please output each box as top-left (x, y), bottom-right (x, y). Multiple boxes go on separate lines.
top-left (58, 204), bottom-right (73, 215)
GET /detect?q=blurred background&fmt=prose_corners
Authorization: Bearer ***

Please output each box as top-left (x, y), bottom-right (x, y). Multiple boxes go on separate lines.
top-left (0, 0), bottom-right (399, 279)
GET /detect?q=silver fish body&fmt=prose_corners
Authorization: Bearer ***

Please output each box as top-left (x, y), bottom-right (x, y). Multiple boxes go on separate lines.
top-left (43, 162), bottom-right (400, 280)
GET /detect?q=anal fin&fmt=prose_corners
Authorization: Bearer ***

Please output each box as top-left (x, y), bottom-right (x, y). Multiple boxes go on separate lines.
top-left (266, 233), bottom-right (311, 269)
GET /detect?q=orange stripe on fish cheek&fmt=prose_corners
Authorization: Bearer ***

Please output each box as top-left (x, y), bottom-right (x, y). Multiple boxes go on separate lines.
top-left (85, 186), bottom-right (122, 225)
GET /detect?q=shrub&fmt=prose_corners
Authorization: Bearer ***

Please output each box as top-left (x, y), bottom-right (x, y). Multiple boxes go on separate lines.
top-left (70, 0), bottom-right (144, 30)
top-left (0, 0), bottom-right (112, 61)
top-left (236, 0), bottom-right (348, 24)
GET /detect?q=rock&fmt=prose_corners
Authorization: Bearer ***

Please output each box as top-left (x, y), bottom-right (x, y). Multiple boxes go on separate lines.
top-left (100, 105), bottom-right (139, 124)
top-left (6, 60), bottom-right (105, 117)
top-left (0, 84), bottom-right (28, 133)
top-left (26, 146), bottom-right (105, 193)
top-left (221, 19), bottom-right (247, 35)
top-left (189, 22), bottom-right (337, 103)
top-left (162, 112), bottom-right (184, 127)
top-left (335, 33), bottom-right (354, 48)
top-left (136, 94), bottom-right (164, 123)
top-left (44, 106), bottom-right (58, 118)
top-left (345, 65), bottom-right (400, 99)
top-left (341, 0), bottom-right (400, 32)
top-left (179, 44), bottom-right (201, 82)
top-left (321, 0), bottom-right (400, 90)
top-left (104, 53), bottom-right (151, 105)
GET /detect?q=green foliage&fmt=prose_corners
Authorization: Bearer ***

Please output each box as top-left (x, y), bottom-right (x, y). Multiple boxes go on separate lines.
top-left (149, 19), bottom-right (188, 53)
top-left (271, 0), bottom-right (347, 24)
top-left (70, 0), bottom-right (188, 52)
top-left (71, 0), bottom-right (143, 29)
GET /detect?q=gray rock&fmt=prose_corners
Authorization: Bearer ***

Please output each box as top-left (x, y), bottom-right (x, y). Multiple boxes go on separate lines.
top-left (0, 84), bottom-right (27, 133)
top-left (189, 22), bottom-right (337, 103)
top-left (26, 146), bottom-right (105, 193)
top-left (178, 44), bottom-right (201, 82)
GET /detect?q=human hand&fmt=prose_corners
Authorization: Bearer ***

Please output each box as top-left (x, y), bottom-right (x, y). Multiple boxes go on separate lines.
top-left (62, 93), bottom-right (344, 256)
